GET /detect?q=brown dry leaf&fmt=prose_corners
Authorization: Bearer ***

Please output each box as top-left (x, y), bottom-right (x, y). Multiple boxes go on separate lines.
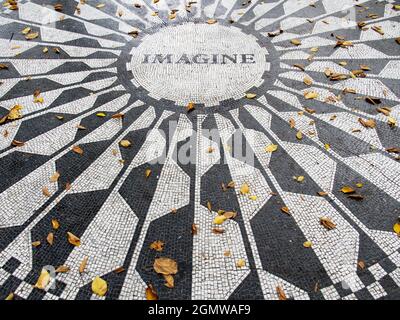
top-left (56, 265), bottom-right (70, 273)
top-left (146, 284), bottom-right (158, 300)
top-left (289, 118), bottom-right (296, 129)
top-left (72, 145), bottom-right (83, 155)
top-left (276, 286), bottom-right (287, 300)
top-left (0, 63), bottom-right (8, 70)
top-left (114, 267), bottom-right (125, 274)
top-left (348, 194), bottom-right (364, 201)
top-left (35, 269), bottom-right (50, 290)
top-left (150, 240), bottom-right (164, 252)
top-left (92, 276), bottom-right (108, 297)
top-left (212, 228), bottom-right (225, 234)
top-left (47, 232), bottom-right (54, 245)
top-left (207, 19), bottom-right (217, 24)
top-left (224, 250), bottom-right (231, 257)
top-left (191, 223), bottom-right (198, 235)
top-left (67, 232), bottom-right (81, 246)
top-left (341, 186), bottom-right (355, 194)
top-left (163, 274), bottom-right (174, 288)
top-left (207, 201), bottom-right (212, 212)
top-left (42, 187), bottom-right (51, 197)
top-left (153, 257), bottom-right (178, 275)
top-left (317, 191), bottom-right (328, 196)
top-left (111, 113), bottom-right (124, 119)
top-left (50, 171), bottom-right (60, 183)
top-left (320, 217), bottom-right (336, 230)
top-left (358, 118), bottom-right (376, 129)
top-left (223, 211), bottom-right (237, 219)
top-left (358, 260), bottom-right (366, 270)
top-left (11, 139), bottom-right (24, 147)
top-left (186, 102), bottom-right (195, 112)
top-left (281, 207), bottom-right (291, 216)
top-left (79, 256), bottom-right (88, 273)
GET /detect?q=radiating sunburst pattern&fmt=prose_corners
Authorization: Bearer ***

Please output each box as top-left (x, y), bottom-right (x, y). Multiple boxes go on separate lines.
top-left (0, 0), bottom-right (400, 300)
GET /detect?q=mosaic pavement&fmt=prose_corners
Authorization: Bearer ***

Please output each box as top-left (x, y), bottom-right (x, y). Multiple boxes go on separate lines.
top-left (0, 0), bottom-right (400, 301)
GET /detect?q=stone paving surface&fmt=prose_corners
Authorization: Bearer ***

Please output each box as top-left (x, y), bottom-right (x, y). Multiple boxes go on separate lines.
top-left (0, 0), bottom-right (400, 300)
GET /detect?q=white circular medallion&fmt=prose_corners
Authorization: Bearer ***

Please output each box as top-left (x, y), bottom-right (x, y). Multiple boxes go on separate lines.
top-left (130, 23), bottom-right (270, 106)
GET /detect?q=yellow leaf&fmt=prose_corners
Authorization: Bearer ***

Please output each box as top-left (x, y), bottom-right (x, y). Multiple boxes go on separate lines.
top-left (67, 232), bottom-right (81, 246)
top-left (304, 91), bottom-right (319, 100)
top-left (51, 219), bottom-right (60, 230)
top-left (324, 143), bottom-right (330, 151)
top-left (394, 222), bottom-right (400, 235)
top-left (21, 27), bottom-right (31, 35)
top-left (163, 274), bottom-right (174, 288)
top-left (265, 144), bottom-right (278, 153)
top-left (341, 186), bottom-right (355, 194)
top-left (236, 259), bottom-right (246, 268)
top-left (296, 131), bottom-right (303, 140)
top-left (96, 112), bottom-right (107, 117)
top-left (240, 183), bottom-right (250, 195)
top-left (249, 195), bottom-right (258, 201)
top-left (92, 276), bottom-right (108, 297)
top-left (296, 176), bottom-right (305, 182)
top-left (356, 183), bottom-right (363, 188)
top-left (245, 93), bottom-right (257, 99)
top-left (50, 171), bottom-right (60, 183)
top-left (43, 47), bottom-right (48, 53)
top-left (5, 293), bottom-right (14, 300)
top-left (146, 284), bottom-right (158, 300)
top-left (213, 215), bottom-right (227, 225)
top-left (7, 105), bottom-right (23, 121)
top-left (35, 269), bottom-right (50, 290)
top-left (34, 96), bottom-right (44, 103)
top-left (120, 140), bottom-right (131, 148)
top-left (145, 168), bottom-right (152, 178)
top-left (25, 32), bottom-right (39, 40)
top-left (303, 241), bottom-right (313, 248)
top-left (291, 39), bottom-right (301, 46)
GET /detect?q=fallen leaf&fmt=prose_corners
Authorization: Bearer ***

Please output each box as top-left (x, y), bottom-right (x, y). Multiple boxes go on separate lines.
top-left (212, 228), bottom-right (225, 234)
top-left (303, 241), bottom-right (313, 248)
top-left (50, 219), bottom-right (60, 232)
top-left (191, 224), bottom-right (198, 235)
top-left (5, 293), bottom-right (14, 300)
top-left (163, 274), bottom-right (174, 288)
top-left (146, 284), bottom-right (158, 300)
top-left (394, 221), bottom-right (400, 235)
top-left (50, 171), bottom-right (60, 183)
top-left (35, 269), bottom-right (50, 290)
top-left (281, 207), bottom-right (291, 215)
top-left (56, 265), bottom-right (70, 273)
top-left (341, 186), bottom-right (355, 194)
top-left (304, 91), bottom-right (319, 100)
top-left (120, 140), bottom-right (131, 148)
top-left (240, 183), bottom-right (250, 195)
top-left (153, 258), bottom-right (178, 275)
top-left (236, 259), bottom-right (246, 268)
top-left (72, 145), bottom-right (83, 155)
top-left (207, 19), bottom-right (217, 24)
top-left (186, 102), bottom-right (195, 112)
top-left (96, 112), bottom-right (107, 117)
top-left (47, 232), bottom-right (54, 245)
top-left (358, 260), bottom-right (366, 270)
top-left (42, 187), bottom-right (51, 197)
top-left (245, 93), bottom-right (257, 99)
top-left (213, 215), bottom-right (227, 225)
top-left (296, 131), bottom-right (303, 140)
top-left (320, 217), bottom-right (336, 230)
top-left (145, 168), bottom-right (152, 178)
top-left (92, 276), bottom-right (108, 296)
top-left (114, 267), bottom-right (125, 274)
top-left (265, 144), bottom-right (278, 153)
top-left (150, 240), bottom-right (164, 252)
top-left (67, 232), bottom-right (81, 246)
top-left (79, 257), bottom-right (88, 273)
top-left (358, 118), bottom-right (376, 129)
top-left (32, 241), bottom-right (41, 247)
top-left (290, 39), bottom-right (302, 46)
top-left (276, 286), bottom-right (287, 300)
top-left (25, 32), bottom-right (39, 40)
